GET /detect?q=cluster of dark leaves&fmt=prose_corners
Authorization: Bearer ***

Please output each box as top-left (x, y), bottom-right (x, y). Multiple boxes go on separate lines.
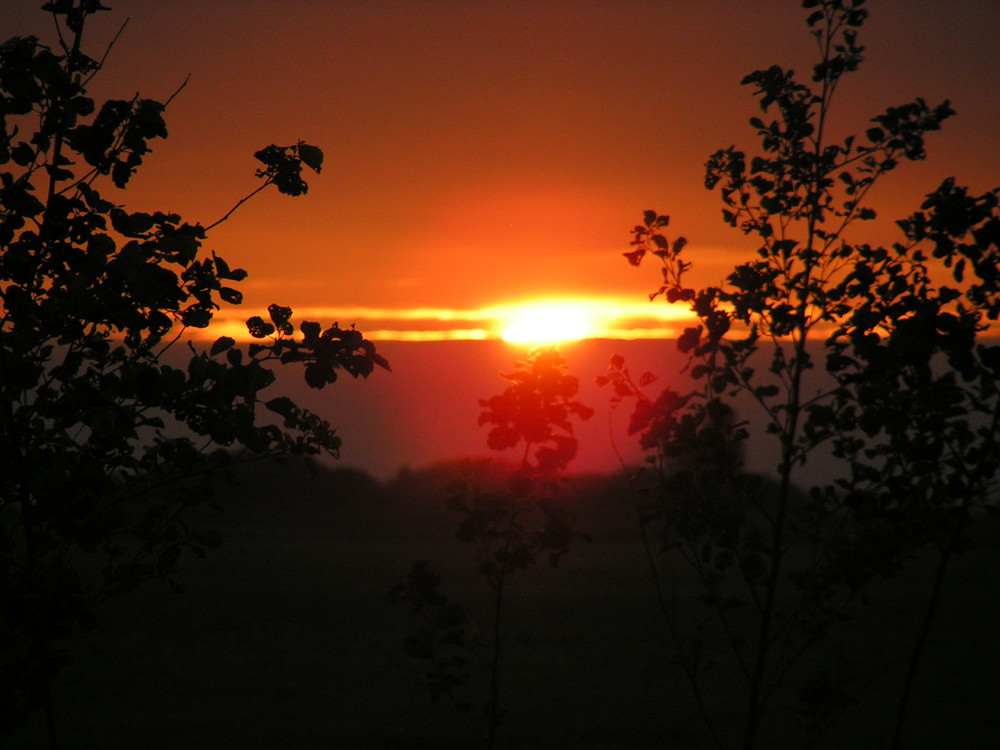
top-left (603, 0), bottom-right (1000, 745)
top-left (477, 346), bottom-right (594, 475)
top-left (390, 348), bottom-right (593, 740)
top-left (0, 5), bottom-right (386, 734)
top-left (246, 303), bottom-right (389, 390)
top-left (387, 560), bottom-right (479, 712)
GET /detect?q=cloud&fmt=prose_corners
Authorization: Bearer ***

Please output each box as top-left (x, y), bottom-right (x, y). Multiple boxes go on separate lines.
top-left (197, 297), bottom-right (698, 342)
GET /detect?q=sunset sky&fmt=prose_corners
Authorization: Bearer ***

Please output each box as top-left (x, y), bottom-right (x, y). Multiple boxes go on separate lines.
top-left (4, 0), bottom-right (999, 342)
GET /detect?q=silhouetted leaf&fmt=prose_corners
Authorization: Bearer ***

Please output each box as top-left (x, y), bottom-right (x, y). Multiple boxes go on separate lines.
top-left (210, 336), bottom-right (235, 356)
top-left (246, 316), bottom-right (275, 338)
top-left (298, 143), bottom-right (323, 172)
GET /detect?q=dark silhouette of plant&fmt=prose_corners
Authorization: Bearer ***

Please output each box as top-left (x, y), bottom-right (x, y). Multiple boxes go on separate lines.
top-left (390, 346), bottom-right (592, 749)
top-left (0, 4), bottom-right (387, 745)
top-left (827, 179), bottom-right (999, 749)
top-left (603, 1), bottom-right (998, 748)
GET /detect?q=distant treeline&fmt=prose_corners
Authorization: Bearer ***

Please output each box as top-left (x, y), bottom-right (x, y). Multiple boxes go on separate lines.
top-left (208, 456), bottom-right (1000, 549)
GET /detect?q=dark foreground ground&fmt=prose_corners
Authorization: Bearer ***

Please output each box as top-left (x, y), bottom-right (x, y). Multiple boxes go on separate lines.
top-left (12, 460), bottom-right (1000, 749)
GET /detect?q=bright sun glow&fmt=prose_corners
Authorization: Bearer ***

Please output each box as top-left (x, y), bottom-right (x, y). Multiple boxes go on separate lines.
top-left (200, 298), bottom-right (698, 342)
top-left (501, 303), bottom-right (594, 344)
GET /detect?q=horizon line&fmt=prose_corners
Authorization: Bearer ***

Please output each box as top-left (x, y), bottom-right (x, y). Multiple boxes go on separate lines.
top-left (197, 298), bottom-right (696, 342)
top-left (190, 301), bottom-right (1000, 343)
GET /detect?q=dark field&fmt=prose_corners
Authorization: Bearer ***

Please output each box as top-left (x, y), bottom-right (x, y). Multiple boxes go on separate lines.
top-left (13, 461), bottom-right (1000, 749)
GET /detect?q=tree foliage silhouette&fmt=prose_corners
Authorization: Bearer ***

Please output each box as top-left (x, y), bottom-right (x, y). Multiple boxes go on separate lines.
top-left (603, 1), bottom-right (999, 748)
top-left (391, 347), bottom-right (592, 749)
top-left (0, 3), bottom-right (387, 743)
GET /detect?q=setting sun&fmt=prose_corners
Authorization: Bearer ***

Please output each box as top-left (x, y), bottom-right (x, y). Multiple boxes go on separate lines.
top-left (501, 303), bottom-right (593, 344)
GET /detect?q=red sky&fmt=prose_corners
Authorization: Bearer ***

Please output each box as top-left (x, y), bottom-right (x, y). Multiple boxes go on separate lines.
top-left (4, 0), bottom-right (999, 340)
top-left (5, 1), bottom-right (1000, 477)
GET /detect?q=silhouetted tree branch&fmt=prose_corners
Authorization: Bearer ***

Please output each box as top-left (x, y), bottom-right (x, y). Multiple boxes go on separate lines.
top-left (0, 4), bottom-right (388, 744)
top-left (604, 1), bottom-right (999, 748)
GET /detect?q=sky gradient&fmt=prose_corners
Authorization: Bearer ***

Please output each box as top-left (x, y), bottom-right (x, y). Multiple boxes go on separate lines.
top-left (5, 0), bottom-right (1000, 478)
top-left (4, 0), bottom-right (999, 340)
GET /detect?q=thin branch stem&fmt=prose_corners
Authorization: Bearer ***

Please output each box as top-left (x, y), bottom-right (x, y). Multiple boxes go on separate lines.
top-left (82, 17), bottom-right (130, 86)
top-left (204, 180), bottom-right (271, 232)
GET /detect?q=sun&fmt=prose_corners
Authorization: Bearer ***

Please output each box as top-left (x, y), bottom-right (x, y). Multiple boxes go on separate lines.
top-left (501, 302), bottom-right (594, 344)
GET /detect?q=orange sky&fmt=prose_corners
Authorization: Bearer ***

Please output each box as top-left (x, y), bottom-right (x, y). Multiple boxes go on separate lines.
top-left (4, 0), bottom-right (999, 340)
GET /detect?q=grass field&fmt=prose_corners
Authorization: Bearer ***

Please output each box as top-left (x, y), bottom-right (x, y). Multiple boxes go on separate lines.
top-left (12, 461), bottom-right (1000, 749)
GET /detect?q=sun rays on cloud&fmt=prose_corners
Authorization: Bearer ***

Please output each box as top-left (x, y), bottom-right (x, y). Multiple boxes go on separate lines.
top-left (202, 298), bottom-right (697, 343)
